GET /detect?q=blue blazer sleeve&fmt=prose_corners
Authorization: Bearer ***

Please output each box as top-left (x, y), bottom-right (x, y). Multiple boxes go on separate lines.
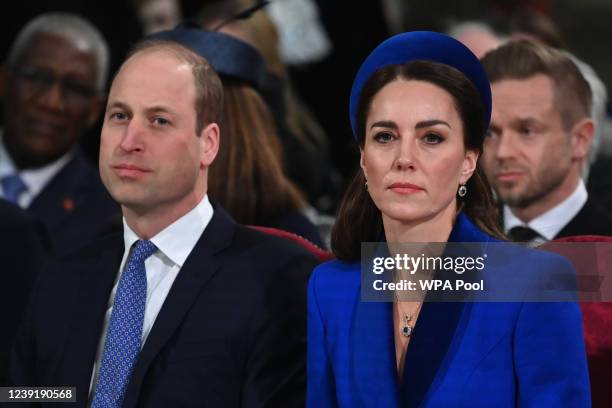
top-left (307, 267), bottom-right (338, 408)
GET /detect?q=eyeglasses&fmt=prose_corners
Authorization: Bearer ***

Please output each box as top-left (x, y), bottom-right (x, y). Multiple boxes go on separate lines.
top-left (10, 65), bottom-right (98, 103)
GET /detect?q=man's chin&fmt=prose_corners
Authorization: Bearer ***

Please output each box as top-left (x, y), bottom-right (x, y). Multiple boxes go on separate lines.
top-left (109, 189), bottom-right (149, 209)
top-left (494, 187), bottom-right (528, 208)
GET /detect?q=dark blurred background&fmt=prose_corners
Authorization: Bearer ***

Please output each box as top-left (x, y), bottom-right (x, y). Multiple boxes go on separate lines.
top-left (2, 0), bottom-right (611, 213)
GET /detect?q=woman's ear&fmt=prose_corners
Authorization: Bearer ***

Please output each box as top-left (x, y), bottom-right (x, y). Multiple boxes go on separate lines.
top-left (359, 147), bottom-right (370, 182)
top-left (460, 148), bottom-right (479, 185)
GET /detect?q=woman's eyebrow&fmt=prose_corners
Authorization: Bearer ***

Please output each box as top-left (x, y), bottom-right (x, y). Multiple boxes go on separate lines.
top-left (370, 120), bottom-right (397, 130)
top-left (415, 119), bottom-right (451, 129)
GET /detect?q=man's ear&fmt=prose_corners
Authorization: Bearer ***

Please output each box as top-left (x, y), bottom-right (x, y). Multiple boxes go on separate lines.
top-left (86, 93), bottom-right (106, 128)
top-left (200, 122), bottom-right (220, 168)
top-left (570, 118), bottom-right (594, 161)
top-left (460, 148), bottom-right (479, 185)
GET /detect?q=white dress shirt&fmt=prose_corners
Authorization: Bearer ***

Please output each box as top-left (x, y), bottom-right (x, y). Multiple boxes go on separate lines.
top-left (0, 133), bottom-right (74, 208)
top-left (89, 195), bottom-right (214, 397)
top-left (504, 180), bottom-right (588, 242)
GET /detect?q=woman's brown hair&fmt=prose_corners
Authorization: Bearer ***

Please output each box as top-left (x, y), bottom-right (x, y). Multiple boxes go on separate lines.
top-left (332, 61), bottom-right (504, 261)
top-left (208, 78), bottom-right (306, 224)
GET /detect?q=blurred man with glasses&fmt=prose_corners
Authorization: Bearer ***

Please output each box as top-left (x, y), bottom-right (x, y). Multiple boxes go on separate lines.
top-left (0, 13), bottom-right (119, 256)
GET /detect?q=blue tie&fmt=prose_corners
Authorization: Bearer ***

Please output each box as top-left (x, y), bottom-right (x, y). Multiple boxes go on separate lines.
top-left (1, 173), bottom-right (27, 204)
top-left (91, 240), bottom-right (157, 408)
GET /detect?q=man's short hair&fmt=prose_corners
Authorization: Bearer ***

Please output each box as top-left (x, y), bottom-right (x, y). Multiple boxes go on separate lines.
top-left (127, 40), bottom-right (224, 135)
top-left (8, 12), bottom-right (110, 91)
top-left (481, 40), bottom-right (592, 130)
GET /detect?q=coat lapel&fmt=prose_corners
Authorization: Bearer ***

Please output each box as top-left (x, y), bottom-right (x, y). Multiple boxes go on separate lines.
top-left (351, 213), bottom-right (492, 407)
top-left (352, 299), bottom-right (401, 407)
top-left (57, 235), bottom-right (124, 406)
top-left (400, 301), bottom-right (469, 406)
top-left (122, 207), bottom-right (235, 408)
top-left (401, 213), bottom-right (493, 406)
top-left (27, 154), bottom-right (87, 232)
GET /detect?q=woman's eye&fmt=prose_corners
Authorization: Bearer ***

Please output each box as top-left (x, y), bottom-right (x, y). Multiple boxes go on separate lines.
top-left (373, 131), bottom-right (394, 143)
top-left (110, 111), bottom-right (127, 121)
top-left (423, 132), bottom-right (443, 144)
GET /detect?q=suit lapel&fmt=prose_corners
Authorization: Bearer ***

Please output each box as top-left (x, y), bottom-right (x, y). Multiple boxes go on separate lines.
top-left (122, 207), bottom-right (236, 408)
top-left (57, 235), bottom-right (124, 406)
top-left (28, 154), bottom-right (88, 232)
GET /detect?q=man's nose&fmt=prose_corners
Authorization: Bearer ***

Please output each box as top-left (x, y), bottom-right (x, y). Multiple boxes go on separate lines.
top-left (37, 81), bottom-right (66, 112)
top-left (494, 131), bottom-right (518, 160)
top-left (119, 119), bottom-right (145, 153)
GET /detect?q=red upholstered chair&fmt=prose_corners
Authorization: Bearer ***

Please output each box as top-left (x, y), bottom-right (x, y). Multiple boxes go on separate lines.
top-left (248, 225), bottom-right (335, 263)
top-left (550, 235), bottom-right (612, 407)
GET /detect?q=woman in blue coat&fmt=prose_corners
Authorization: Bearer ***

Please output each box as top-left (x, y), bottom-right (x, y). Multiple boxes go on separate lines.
top-left (307, 31), bottom-right (590, 407)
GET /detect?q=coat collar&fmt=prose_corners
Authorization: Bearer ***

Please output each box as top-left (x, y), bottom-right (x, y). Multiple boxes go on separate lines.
top-left (352, 212), bottom-right (490, 407)
top-left (59, 205), bottom-right (236, 407)
top-left (122, 206), bottom-right (235, 408)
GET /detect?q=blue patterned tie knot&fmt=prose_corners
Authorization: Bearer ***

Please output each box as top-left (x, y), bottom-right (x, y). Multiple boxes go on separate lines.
top-left (91, 240), bottom-right (157, 408)
top-left (1, 173), bottom-right (27, 204)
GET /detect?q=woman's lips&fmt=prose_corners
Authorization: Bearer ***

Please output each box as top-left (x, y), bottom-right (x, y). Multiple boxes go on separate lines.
top-left (388, 182), bottom-right (424, 194)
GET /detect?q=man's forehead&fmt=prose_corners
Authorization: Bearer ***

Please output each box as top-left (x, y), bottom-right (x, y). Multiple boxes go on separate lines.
top-left (17, 32), bottom-right (97, 79)
top-left (120, 48), bottom-right (193, 79)
top-left (491, 74), bottom-right (555, 96)
top-left (21, 32), bottom-right (93, 61)
top-left (110, 51), bottom-right (196, 105)
top-left (492, 75), bottom-right (557, 112)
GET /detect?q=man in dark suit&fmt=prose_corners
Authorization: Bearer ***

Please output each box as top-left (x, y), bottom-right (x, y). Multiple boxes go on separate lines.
top-left (0, 200), bottom-right (49, 384)
top-left (9, 33), bottom-right (317, 408)
top-left (0, 13), bottom-right (119, 257)
top-left (480, 40), bottom-right (612, 244)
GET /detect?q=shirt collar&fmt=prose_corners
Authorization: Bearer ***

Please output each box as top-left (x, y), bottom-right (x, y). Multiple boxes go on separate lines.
top-left (0, 132), bottom-right (75, 198)
top-left (122, 195), bottom-right (214, 267)
top-left (504, 180), bottom-right (588, 240)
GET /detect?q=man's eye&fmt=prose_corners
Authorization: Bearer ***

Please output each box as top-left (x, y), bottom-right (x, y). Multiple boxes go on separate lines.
top-left (423, 132), bottom-right (443, 144)
top-left (373, 132), bottom-right (394, 143)
top-left (153, 117), bottom-right (170, 126)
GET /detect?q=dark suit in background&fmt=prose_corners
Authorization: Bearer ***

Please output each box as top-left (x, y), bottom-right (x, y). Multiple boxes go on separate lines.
top-left (9, 207), bottom-right (317, 407)
top-left (25, 151), bottom-right (120, 257)
top-left (556, 197), bottom-right (612, 238)
top-left (0, 200), bottom-right (49, 384)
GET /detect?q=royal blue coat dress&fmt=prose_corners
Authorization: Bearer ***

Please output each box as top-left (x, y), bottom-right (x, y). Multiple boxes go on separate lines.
top-left (307, 213), bottom-right (591, 407)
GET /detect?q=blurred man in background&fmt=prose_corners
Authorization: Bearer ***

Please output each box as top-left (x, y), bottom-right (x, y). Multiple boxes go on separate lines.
top-left (0, 12), bottom-right (119, 256)
top-left (481, 40), bottom-right (612, 244)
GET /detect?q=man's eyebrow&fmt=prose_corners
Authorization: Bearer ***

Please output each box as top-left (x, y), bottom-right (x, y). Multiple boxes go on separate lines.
top-left (146, 105), bottom-right (176, 115)
top-left (511, 116), bottom-right (540, 125)
top-left (106, 102), bottom-right (177, 116)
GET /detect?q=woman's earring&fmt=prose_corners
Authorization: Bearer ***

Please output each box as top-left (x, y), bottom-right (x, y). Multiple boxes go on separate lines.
top-left (458, 184), bottom-right (467, 197)
top-left (365, 180), bottom-right (368, 191)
